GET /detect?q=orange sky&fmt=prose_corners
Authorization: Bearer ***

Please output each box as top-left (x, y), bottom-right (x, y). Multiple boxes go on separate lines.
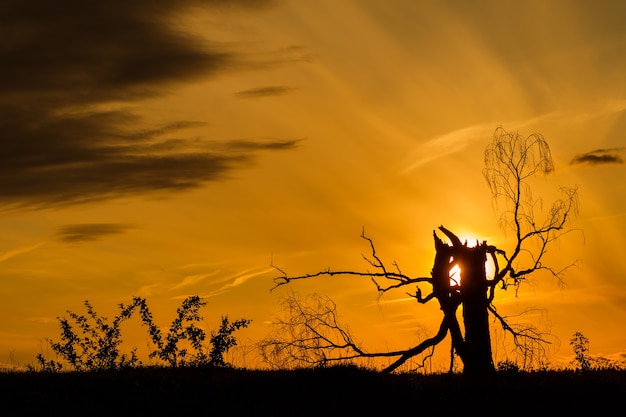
top-left (1, 0), bottom-right (625, 371)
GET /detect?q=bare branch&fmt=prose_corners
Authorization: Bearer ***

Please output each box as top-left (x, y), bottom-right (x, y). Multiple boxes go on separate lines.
top-left (259, 292), bottom-right (437, 370)
top-left (383, 314), bottom-right (453, 373)
top-left (270, 231), bottom-right (431, 293)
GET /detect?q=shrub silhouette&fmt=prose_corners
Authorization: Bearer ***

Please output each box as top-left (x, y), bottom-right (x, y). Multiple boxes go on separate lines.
top-left (570, 332), bottom-right (591, 371)
top-left (36, 299), bottom-right (141, 371)
top-left (35, 295), bottom-right (250, 371)
top-left (209, 316), bottom-right (252, 367)
top-left (568, 331), bottom-right (624, 371)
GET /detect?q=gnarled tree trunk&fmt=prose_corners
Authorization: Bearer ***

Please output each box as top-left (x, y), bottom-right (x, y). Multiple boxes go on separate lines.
top-left (435, 227), bottom-right (494, 376)
top-left (459, 243), bottom-right (494, 375)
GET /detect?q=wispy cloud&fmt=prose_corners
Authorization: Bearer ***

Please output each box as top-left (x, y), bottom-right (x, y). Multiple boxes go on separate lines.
top-left (570, 148), bottom-right (624, 166)
top-left (171, 272), bottom-right (219, 291)
top-left (205, 266), bottom-right (274, 297)
top-left (137, 282), bottom-right (168, 297)
top-left (402, 124), bottom-right (494, 172)
top-left (25, 316), bottom-right (58, 324)
top-left (55, 223), bottom-right (134, 243)
top-left (235, 85), bottom-right (298, 99)
top-left (0, 0), bottom-right (299, 210)
top-left (0, 243), bottom-right (44, 263)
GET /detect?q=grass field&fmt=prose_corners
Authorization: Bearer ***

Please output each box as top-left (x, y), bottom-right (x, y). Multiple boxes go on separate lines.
top-left (1, 366), bottom-right (625, 416)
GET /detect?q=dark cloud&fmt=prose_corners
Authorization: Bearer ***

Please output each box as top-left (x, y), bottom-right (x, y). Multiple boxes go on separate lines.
top-left (0, 104), bottom-right (293, 209)
top-left (570, 148), bottom-right (624, 166)
top-left (226, 138), bottom-right (305, 151)
top-left (55, 223), bottom-right (134, 243)
top-left (0, 1), bottom-right (249, 102)
top-left (235, 86), bottom-right (298, 99)
top-left (0, 0), bottom-right (300, 210)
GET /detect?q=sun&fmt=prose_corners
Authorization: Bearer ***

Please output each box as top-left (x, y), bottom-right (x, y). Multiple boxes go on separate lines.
top-left (485, 256), bottom-right (496, 280)
top-left (449, 264), bottom-right (461, 286)
top-left (445, 231), bottom-right (498, 285)
top-left (449, 260), bottom-right (496, 287)
top-left (455, 233), bottom-right (481, 248)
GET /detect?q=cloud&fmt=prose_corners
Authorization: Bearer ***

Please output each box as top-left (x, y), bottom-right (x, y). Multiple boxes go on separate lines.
top-left (0, 0), bottom-right (299, 210)
top-left (235, 85), bottom-right (298, 99)
top-left (570, 148), bottom-right (624, 166)
top-left (402, 124), bottom-right (494, 172)
top-left (171, 272), bottom-right (219, 291)
top-left (226, 138), bottom-right (305, 151)
top-left (205, 266), bottom-right (274, 297)
top-left (55, 223), bottom-right (134, 243)
top-left (0, 243), bottom-right (45, 263)
top-left (0, 1), bottom-right (253, 103)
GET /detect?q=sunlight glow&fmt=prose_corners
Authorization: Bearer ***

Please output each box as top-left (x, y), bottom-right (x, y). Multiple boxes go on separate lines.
top-left (447, 233), bottom-right (498, 285)
top-left (449, 264), bottom-right (461, 286)
top-left (455, 234), bottom-right (481, 248)
top-left (485, 257), bottom-right (495, 280)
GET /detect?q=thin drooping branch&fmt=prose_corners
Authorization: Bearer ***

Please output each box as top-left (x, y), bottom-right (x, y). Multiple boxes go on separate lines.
top-left (485, 128), bottom-right (579, 291)
top-left (488, 304), bottom-right (553, 369)
top-left (259, 293), bottom-right (439, 371)
top-left (488, 305), bottom-right (549, 345)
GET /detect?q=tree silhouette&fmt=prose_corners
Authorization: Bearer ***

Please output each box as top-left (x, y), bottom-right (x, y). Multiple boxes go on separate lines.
top-left (268, 127), bottom-right (579, 376)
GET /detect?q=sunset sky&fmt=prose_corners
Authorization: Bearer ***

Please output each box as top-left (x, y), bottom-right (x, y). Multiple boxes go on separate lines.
top-left (1, 0), bottom-right (625, 371)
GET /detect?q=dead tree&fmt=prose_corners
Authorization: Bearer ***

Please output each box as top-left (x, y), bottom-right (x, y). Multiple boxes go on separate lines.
top-left (268, 127), bottom-right (579, 375)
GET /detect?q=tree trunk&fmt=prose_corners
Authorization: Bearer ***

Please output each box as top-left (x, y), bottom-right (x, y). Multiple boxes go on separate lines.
top-left (436, 227), bottom-right (495, 376)
top-left (459, 243), bottom-right (494, 376)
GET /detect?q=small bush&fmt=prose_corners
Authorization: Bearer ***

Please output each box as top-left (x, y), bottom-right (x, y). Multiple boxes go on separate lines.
top-left (35, 295), bottom-right (250, 371)
top-left (496, 360), bottom-right (520, 373)
top-left (570, 332), bottom-right (591, 371)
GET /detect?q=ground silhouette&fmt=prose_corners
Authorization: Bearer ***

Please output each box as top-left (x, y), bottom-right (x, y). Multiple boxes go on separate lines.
top-left (1, 366), bottom-right (625, 416)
